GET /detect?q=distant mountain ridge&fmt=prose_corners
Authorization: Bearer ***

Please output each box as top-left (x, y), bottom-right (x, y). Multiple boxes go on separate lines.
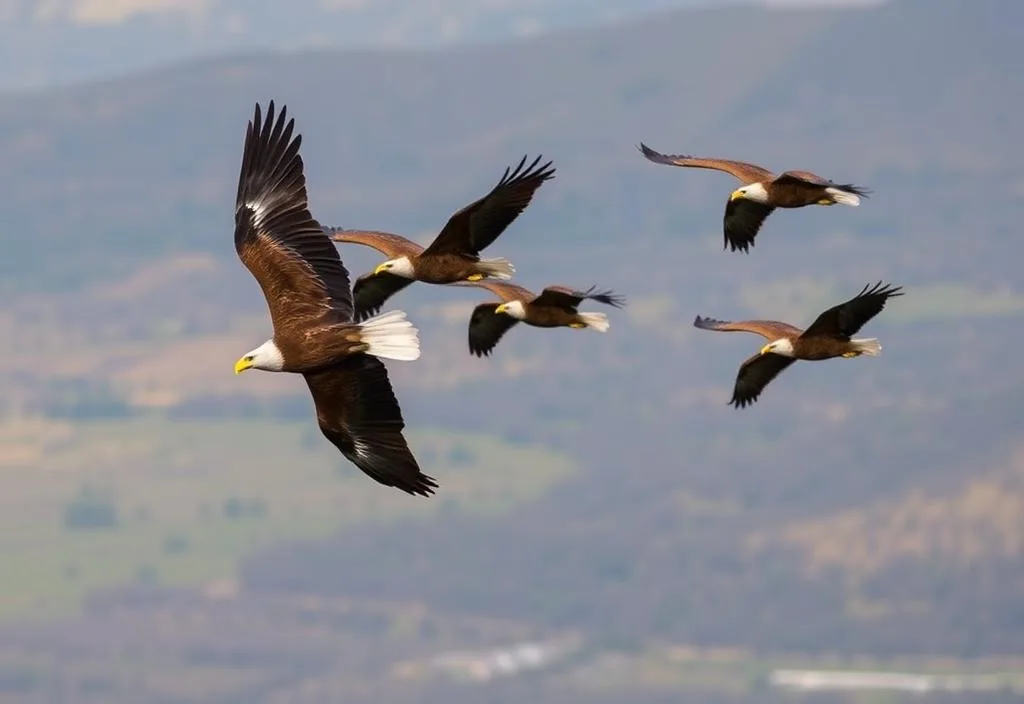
top-left (0, 0), bottom-right (749, 91)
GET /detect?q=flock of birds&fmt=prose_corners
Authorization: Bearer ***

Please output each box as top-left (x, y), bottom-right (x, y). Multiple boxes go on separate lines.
top-left (231, 100), bottom-right (903, 497)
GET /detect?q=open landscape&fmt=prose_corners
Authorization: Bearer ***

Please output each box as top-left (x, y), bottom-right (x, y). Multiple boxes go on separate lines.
top-left (0, 0), bottom-right (1022, 700)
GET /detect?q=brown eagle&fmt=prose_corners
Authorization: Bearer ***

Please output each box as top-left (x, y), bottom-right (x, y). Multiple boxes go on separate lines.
top-left (232, 100), bottom-right (436, 496)
top-left (326, 154), bottom-right (555, 321)
top-left (638, 142), bottom-right (869, 253)
top-left (462, 280), bottom-right (625, 357)
top-left (694, 281), bottom-right (903, 408)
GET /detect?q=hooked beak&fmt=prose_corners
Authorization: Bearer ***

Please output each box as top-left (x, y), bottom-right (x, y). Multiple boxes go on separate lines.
top-left (729, 189), bottom-right (746, 202)
top-left (494, 303), bottom-right (508, 315)
top-left (234, 356), bottom-right (254, 375)
top-left (373, 262), bottom-right (390, 276)
top-left (759, 344), bottom-right (772, 356)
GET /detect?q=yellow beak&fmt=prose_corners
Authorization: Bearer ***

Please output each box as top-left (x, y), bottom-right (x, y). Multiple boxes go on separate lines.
top-left (494, 303), bottom-right (508, 314)
top-left (730, 189), bottom-right (745, 202)
top-left (373, 262), bottom-right (390, 276)
top-left (759, 344), bottom-right (772, 356)
top-left (234, 356), bottom-right (253, 375)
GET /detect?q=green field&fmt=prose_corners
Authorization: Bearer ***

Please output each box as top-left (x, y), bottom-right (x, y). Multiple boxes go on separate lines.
top-left (0, 416), bottom-right (576, 621)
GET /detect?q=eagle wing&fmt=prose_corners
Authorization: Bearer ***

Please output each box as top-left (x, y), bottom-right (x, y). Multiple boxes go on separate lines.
top-left (467, 303), bottom-right (521, 357)
top-left (452, 279), bottom-right (537, 303)
top-left (693, 315), bottom-right (804, 341)
top-left (637, 143), bottom-right (775, 183)
top-left (324, 226), bottom-right (425, 259)
top-left (729, 352), bottom-right (798, 409)
top-left (800, 281), bottom-right (904, 340)
top-left (722, 198), bottom-right (776, 253)
top-left (775, 170), bottom-right (834, 187)
top-left (774, 171), bottom-right (871, 202)
top-left (351, 272), bottom-right (416, 323)
top-left (531, 285), bottom-right (626, 311)
top-left (421, 155), bottom-right (555, 258)
top-left (304, 355), bottom-right (436, 496)
top-left (234, 101), bottom-right (354, 328)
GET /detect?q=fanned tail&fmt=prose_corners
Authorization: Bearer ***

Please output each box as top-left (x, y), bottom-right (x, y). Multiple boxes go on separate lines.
top-left (358, 310), bottom-right (421, 361)
top-left (475, 257), bottom-right (516, 280)
top-left (577, 311), bottom-right (610, 332)
top-left (851, 337), bottom-right (881, 356)
top-left (825, 184), bottom-right (869, 207)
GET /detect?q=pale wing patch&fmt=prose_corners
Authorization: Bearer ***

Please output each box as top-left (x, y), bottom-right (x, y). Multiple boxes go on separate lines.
top-left (352, 438), bottom-right (372, 460)
top-left (245, 199), bottom-right (271, 230)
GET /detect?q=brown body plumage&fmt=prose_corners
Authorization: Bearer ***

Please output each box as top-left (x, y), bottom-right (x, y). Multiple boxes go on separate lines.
top-left (462, 280), bottom-right (625, 357)
top-left (694, 282), bottom-right (904, 408)
top-left (638, 142), bottom-right (869, 253)
top-left (232, 100), bottom-right (436, 496)
top-left (326, 155), bottom-right (555, 321)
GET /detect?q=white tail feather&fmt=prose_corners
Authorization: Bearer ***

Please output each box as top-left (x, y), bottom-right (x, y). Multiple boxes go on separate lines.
top-left (476, 257), bottom-right (516, 280)
top-left (825, 187), bottom-right (861, 207)
top-left (851, 337), bottom-right (881, 356)
top-left (577, 311), bottom-right (610, 333)
top-left (358, 310), bottom-right (421, 361)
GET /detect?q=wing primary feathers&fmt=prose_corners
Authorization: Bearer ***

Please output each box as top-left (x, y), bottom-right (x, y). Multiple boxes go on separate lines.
top-left (637, 143), bottom-right (774, 183)
top-left (838, 183), bottom-right (872, 199)
top-left (693, 315), bottom-right (731, 331)
top-left (423, 154), bottom-right (555, 257)
top-left (497, 154), bottom-right (555, 189)
top-left (324, 225), bottom-right (424, 259)
top-left (723, 199), bottom-right (775, 253)
top-left (693, 316), bottom-right (804, 340)
top-left (729, 353), bottom-right (798, 409)
top-left (306, 357), bottom-right (437, 497)
top-left (233, 101), bottom-right (356, 324)
top-left (637, 142), bottom-right (689, 166)
top-left (801, 281), bottom-right (904, 339)
top-left (468, 303), bottom-right (520, 357)
top-left (580, 286), bottom-right (626, 308)
top-left (351, 272), bottom-right (415, 323)
top-left (235, 101), bottom-right (305, 240)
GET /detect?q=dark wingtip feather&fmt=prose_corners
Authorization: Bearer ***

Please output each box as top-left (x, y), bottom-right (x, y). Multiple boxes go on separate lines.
top-left (235, 99), bottom-right (304, 231)
top-left (638, 141), bottom-right (694, 165)
top-left (353, 304), bottom-right (381, 323)
top-left (581, 286), bottom-right (626, 308)
top-left (694, 315), bottom-right (730, 330)
top-left (594, 291), bottom-right (626, 308)
top-left (360, 459), bottom-right (438, 497)
top-left (501, 153), bottom-right (556, 186)
top-left (726, 239), bottom-right (754, 254)
top-left (397, 472), bottom-right (439, 497)
top-left (857, 280), bottom-right (905, 300)
top-left (836, 183), bottom-right (872, 199)
top-left (638, 142), bottom-right (669, 163)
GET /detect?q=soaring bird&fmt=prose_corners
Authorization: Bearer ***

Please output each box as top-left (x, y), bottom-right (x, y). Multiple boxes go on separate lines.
top-left (326, 154), bottom-right (555, 321)
top-left (462, 280), bottom-right (625, 357)
top-left (638, 142), bottom-right (869, 253)
top-left (694, 281), bottom-right (904, 408)
top-left (232, 100), bottom-right (436, 496)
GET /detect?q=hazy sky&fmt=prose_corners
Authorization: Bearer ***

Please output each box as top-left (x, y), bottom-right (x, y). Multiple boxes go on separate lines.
top-left (0, 0), bottom-right (890, 92)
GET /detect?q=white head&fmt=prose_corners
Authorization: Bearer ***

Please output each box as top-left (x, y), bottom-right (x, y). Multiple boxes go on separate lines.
top-left (730, 182), bottom-right (770, 204)
top-left (373, 256), bottom-right (416, 279)
top-left (760, 338), bottom-right (795, 357)
top-left (494, 300), bottom-right (527, 320)
top-left (234, 339), bottom-right (285, 374)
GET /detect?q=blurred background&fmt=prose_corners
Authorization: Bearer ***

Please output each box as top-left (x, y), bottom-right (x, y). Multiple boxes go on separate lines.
top-left (0, 0), bottom-right (1021, 701)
